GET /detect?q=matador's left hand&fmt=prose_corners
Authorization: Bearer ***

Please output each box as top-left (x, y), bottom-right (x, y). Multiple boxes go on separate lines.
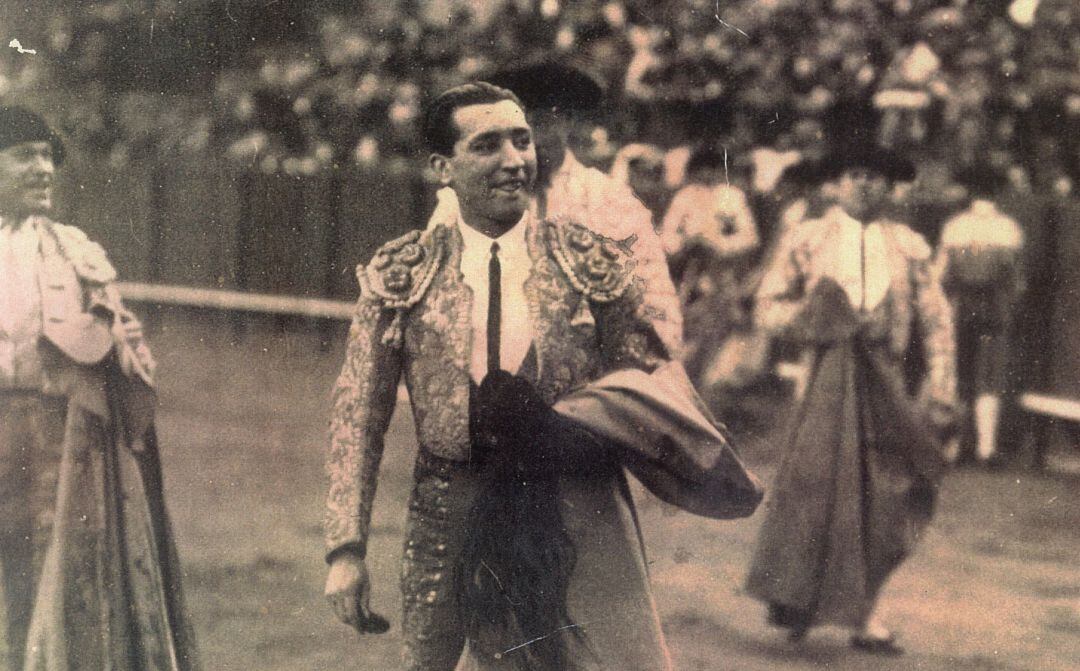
top-left (325, 554), bottom-right (390, 635)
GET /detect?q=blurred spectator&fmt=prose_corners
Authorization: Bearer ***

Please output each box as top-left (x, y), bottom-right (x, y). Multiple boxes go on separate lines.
top-left (609, 142), bottom-right (669, 226)
top-left (750, 142), bottom-right (804, 197)
top-left (937, 167), bottom-right (1025, 464)
top-left (875, 41), bottom-right (945, 149)
top-left (662, 145), bottom-right (692, 190)
top-left (660, 145), bottom-right (758, 261)
top-left (0, 0), bottom-right (1069, 192)
top-left (661, 144), bottom-right (758, 386)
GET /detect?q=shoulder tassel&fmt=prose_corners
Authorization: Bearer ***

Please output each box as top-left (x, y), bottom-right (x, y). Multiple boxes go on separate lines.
top-left (570, 295), bottom-right (595, 328)
top-left (382, 309), bottom-right (405, 348)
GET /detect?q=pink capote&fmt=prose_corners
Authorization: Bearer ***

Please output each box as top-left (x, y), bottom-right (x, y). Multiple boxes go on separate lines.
top-left (552, 361), bottom-right (763, 520)
top-left (457, 362), bottom-right (761, 671)
top-left (23, 360), bottom-right (200, 671)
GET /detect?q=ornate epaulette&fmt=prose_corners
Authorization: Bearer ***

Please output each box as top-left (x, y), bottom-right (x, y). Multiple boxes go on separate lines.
top-left (44, 219), bottom-right (118, 284)
top-left (544, 219), bottom-right (636, 327)
top-left (357, 226), bottom-right (446, 347)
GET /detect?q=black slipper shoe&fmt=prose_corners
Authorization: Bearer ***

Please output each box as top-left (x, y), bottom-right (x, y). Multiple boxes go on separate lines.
top-left (767, 604), bottom-right (812, 642)
top-left (850, 633), bottom-right (905, 656)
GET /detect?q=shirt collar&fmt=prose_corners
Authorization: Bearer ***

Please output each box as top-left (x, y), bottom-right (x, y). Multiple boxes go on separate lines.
top-left (457, 211), bottom-right (529, 259)
top-left (970, 199), bottom-right (998, 216)
top-left (824, 204), bottom-right (890, 228)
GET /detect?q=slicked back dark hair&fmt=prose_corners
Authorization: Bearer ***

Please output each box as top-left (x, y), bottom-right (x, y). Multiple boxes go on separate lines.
top-left (422, 82), bottom-right (525, 156)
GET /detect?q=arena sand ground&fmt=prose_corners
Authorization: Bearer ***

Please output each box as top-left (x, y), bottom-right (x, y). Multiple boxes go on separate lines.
top-left (13, 311), bottom-right (1072, 671)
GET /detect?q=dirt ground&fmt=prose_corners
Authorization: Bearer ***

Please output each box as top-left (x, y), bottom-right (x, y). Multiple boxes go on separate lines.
top-left (141, 312), bottom-right (1080, 671)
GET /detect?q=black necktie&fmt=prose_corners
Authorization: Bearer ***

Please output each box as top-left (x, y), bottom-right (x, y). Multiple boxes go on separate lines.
top-left (487, 241), bottom-right (501, 375)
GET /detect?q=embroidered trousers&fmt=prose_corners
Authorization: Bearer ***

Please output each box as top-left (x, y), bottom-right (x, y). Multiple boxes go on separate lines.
top-left (399, 452), bottom-right (672, 671)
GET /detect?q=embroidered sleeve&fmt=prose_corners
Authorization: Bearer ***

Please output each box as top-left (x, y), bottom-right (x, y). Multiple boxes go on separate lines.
top-left (912, 243), bottom-right (957, 409)
top-left (50, 221), bottom-right (118, 284)
top-left (633, 242), bottom-right (684, 358)
top-left (596, 277), bottom-right (669, 373)
top-left (324, 291), bottom-right (403, 561)
top-left (754, 224), bottom-right (809, 335)
top-left (602, 181), bottom-right (685, 358)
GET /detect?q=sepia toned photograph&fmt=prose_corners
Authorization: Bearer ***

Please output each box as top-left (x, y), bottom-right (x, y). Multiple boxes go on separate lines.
top-left (0, 1), bottom-right (1077, 669)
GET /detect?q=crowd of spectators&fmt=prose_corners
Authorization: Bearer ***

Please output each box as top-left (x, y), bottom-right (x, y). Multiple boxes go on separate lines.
top-left (0, 0), bottom-right (1076, 189)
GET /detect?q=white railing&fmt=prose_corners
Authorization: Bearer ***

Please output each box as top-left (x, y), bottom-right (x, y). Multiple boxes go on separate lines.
top-left (118, 281), bottom-right (1080, 424)
top-left (117, 282), bottom-right (354, 321)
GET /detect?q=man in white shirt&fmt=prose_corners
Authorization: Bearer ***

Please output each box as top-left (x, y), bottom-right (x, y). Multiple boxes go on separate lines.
top-left (0, 124), bottom-right (56, 671)
top-left (747, 143), bottom-right (957, 655)
top-left (660, 146), bottom-right (759, 262)
top-left (937, 168), bottom-right (1025, 464)
top-left (660, 145), bottom-right (759, 386)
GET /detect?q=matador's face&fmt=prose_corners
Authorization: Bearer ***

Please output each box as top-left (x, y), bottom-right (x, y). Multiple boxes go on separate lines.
top-left (433, 100), bottom-right (537, 234)
top-left (0, 141), bottom-right (55, 220)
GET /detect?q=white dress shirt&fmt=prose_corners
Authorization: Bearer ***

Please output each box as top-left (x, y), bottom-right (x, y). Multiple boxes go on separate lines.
top-left (0, 217), bottom-right (44, 387)
top-left (939, 200), bottom-right (1023, 251)
top-left (457, 215), bottom-right (534, 383)
top-left (813, 206), bottom-right (891, 313)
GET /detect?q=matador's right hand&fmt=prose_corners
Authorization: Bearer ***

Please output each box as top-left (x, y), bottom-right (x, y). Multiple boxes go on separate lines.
top-left (325, 554), bottom-right (390, 635)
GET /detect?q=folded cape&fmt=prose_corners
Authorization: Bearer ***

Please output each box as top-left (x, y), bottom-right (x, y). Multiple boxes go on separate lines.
top-left (553, 361), bottom-right (764, 519)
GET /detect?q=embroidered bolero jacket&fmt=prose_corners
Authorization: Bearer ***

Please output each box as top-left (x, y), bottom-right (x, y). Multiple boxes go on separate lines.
top-left (325, 216), bottom-right (667, 560)
top-left (34, 218), bottom-right (155, 387)
top-left (754, 207), bottom-right (956, 409)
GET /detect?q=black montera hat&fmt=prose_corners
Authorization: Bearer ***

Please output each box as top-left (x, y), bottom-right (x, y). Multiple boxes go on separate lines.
top-left (788, 98), bottom-right (915, 183)
top-left (827, 144), bottom-right (916, 182)
top-left (953, 165), bottom-right (1005, 198)
top-left (791, 143), bottom-right (916, 185)
top-left (0, 107), bottom-right (65, 165)
top-left (685, 145), bottom-right (727, 175)
top-left (485, 61), bottom-right (605, 114)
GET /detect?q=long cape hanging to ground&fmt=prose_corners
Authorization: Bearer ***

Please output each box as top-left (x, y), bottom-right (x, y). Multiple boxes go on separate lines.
top-left (745, 279), bottom-right (944, 628)
top-left (25, 361), bottom-right (201, 671)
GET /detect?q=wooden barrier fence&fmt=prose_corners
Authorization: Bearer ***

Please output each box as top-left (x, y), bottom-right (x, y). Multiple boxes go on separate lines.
top-left (54, 152), bottom-right (433, 301)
